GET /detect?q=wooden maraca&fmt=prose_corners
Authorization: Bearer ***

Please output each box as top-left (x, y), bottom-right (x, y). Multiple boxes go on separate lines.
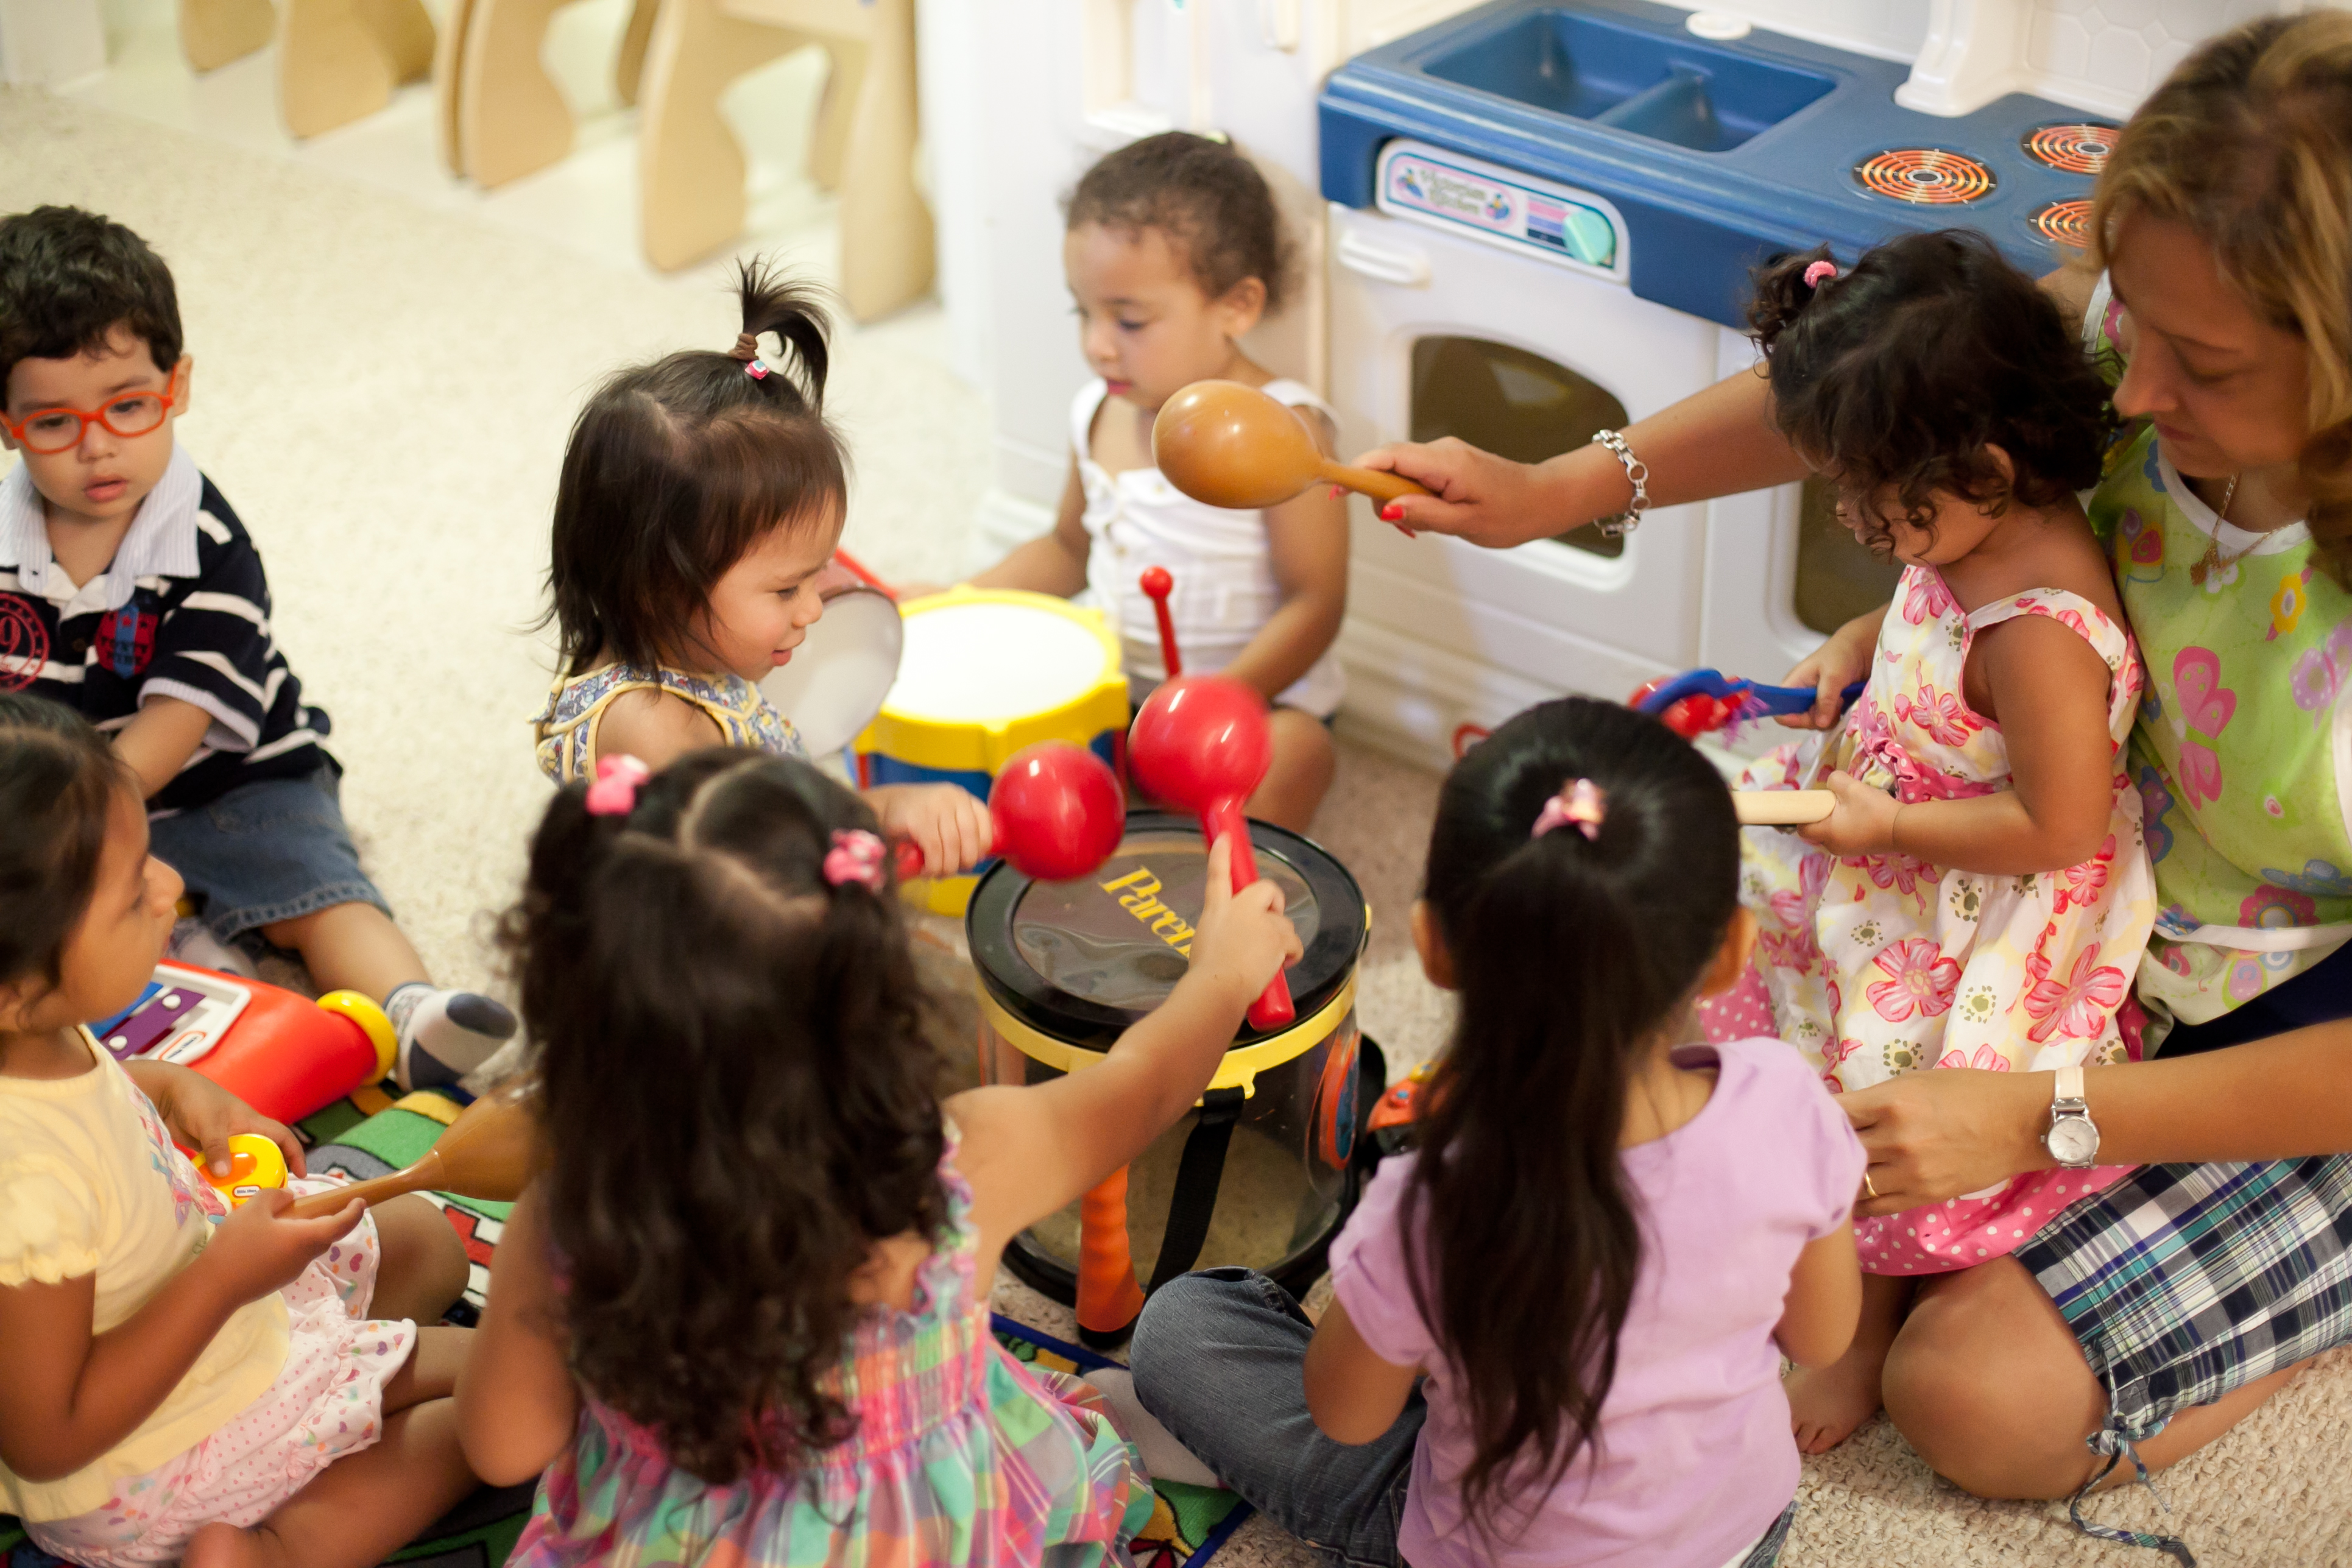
top-left (1734, 790), bottom-right (1836, 826)
top-left (286, 1078), bottom-right (538, 1218)
top-left (1152, 380), bottom-right (1430, 509)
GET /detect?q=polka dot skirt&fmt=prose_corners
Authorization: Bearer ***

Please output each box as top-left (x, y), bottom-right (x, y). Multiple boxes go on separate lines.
top-left (1697, 961), bottom-right (1778, 1045)
top-left (1857, 1164), bottom-right (2136, 1276)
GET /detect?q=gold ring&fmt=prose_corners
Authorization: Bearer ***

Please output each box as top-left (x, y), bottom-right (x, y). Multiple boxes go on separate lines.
top-left (1862, 1171), bottom-right (1879, 1201)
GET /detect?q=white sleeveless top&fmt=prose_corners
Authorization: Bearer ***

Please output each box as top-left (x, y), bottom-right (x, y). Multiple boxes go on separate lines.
top-left (1072, 377), bottom-right (1346, 718)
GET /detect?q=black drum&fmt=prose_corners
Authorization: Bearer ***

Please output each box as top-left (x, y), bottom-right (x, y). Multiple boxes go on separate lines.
top-left (968, 812), bottom-right (1379, 1326)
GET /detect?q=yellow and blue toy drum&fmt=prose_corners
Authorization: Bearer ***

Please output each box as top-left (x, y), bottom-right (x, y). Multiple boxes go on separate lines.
top-left (856, 588), bottom-right (1129, 916)
top-left (969, 811), bottom-right (1379, 1308)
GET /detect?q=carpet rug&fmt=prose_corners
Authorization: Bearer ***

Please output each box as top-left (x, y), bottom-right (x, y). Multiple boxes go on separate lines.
top-left (0, 1088), bottom-right (1249, 1568)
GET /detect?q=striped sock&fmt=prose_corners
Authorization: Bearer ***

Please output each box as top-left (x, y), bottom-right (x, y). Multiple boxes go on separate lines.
top-left (386, 983), bottom-right (518, 1091)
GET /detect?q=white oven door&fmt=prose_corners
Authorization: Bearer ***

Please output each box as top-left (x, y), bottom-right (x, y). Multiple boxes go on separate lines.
top-left (1328, 199), bottom-right (1724, 760)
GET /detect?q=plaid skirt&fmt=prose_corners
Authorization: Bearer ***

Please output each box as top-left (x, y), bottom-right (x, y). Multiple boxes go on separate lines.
top-left (2018, 1154), bottom-right (2352, 1563)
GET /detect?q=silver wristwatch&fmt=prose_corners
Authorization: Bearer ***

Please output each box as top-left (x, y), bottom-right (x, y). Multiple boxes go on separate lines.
top-left (2045, 1064), bottom-right (2100, 1168)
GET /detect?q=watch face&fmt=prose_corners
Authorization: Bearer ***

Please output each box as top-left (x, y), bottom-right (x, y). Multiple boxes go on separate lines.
top-left (2049, 1116), bottom-right (2099, 1165)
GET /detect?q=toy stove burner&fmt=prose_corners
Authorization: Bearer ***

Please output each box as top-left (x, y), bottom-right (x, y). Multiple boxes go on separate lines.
top-left (1852, 148), bottom-right (1997, 205)
top-left (2021, 122), bottom-right (2119, 175)
top-left (2030, 199), bottom-right (2094, 250)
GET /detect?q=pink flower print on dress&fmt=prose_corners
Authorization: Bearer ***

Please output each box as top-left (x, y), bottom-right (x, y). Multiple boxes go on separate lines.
top-left (1866, 938), bottom-right (1961, 1023)
top-left (2170, 648), bottom-right (2236, 808)
top-left (2116, 509), bottom-right (2164, 585)
top-left (2052, 836), bottom-right (2117, 914)
top-left (1902, 571), bottom-right (1957, 626)
top-left (1891, 683), bottom-right (1983, 748)
top-left (1857, 851), bottom-right (1932, 900)
top-left (2239, 883), bottom-right (2319, 930)
top-left (2022, 948), bottom-right (2130, 1044)
top-left (1935, 1043), bottom-right (2010, 1072)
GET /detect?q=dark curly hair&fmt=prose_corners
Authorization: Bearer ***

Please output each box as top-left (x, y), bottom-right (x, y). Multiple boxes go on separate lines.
top-left (1066, 131), bottom-right (1295, 313)
top-left (1749, 229), bottom-right (2116, 556)
top-left (545, 258), bottom-right (847, 677)
top-left (0, 693), bottom-right (137, 999)
top-left (500, 749), bottom-right (947, 1485)
top-left (0, 206), bottom-right (183, 395)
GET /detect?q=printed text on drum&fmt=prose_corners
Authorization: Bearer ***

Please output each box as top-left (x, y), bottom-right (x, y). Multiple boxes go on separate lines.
top-left (1098, 867), bottom-right (1196, 956)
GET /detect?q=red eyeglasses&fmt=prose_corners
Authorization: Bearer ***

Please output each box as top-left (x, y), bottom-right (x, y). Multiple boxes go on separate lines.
top-left (1, 365), bottom-right (183, 454)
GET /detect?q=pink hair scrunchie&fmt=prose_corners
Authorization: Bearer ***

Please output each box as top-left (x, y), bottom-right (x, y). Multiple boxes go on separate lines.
top-left (1803, 259), bottom-right (1839, 289)
top-left (585, 754), bottom-right (651, 817)
top-left (1531, 778), bottom-right (1608, 842)
top-left (823, 828), bottom-right (888, 891)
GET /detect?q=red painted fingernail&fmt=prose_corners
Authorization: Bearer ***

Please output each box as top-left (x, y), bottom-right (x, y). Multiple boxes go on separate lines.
top-left (1380, 503), bottom-right (1403, 521)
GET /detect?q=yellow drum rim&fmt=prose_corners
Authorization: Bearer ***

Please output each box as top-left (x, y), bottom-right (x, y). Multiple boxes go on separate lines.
top-left (857, 588), bottom-right (1128, 775)
top-left (976, 971), bottom-right (1358, 1100)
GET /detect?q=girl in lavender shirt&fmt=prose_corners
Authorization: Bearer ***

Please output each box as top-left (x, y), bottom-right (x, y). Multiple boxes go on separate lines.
top-left (1131, 697), bottom-right (1865, 1567)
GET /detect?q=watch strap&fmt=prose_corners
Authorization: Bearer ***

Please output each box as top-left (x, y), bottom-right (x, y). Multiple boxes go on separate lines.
top-left (2055, 1064), bottom-right (2085, 1102)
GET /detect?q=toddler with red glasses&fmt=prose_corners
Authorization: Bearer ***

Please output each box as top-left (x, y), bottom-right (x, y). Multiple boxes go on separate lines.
top-left (0, 205), bottom-right (514, 1092)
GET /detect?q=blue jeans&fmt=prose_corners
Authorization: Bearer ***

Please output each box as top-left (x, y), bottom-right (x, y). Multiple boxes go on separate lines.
top-left (1129, 1268), bottom-right (1796, 1568)
top-left (1131, 1268), bottom-right (1422, 1568)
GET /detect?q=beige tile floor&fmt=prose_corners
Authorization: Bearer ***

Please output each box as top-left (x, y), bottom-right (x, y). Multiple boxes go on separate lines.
top-left (2, 30), bottom-right (2348, 1564)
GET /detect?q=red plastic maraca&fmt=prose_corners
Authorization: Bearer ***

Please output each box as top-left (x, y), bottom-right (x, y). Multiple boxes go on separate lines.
top-left (892, 740), bottom-right (1125, 881)
top-left (1128, 674), bottom-right (1294, 1030)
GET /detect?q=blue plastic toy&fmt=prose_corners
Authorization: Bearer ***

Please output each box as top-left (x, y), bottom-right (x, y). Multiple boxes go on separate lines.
top-left (1631, 668), bottom-right (1865, 738)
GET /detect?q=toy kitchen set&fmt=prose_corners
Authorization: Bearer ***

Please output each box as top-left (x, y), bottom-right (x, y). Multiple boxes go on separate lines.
top-left (930, 0), bottom-right (2285, 770)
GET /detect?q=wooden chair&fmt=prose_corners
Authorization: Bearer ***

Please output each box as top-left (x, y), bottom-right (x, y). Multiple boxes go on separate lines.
top-left (637, 0), bottom-right (934, 320)
top-left (178, 0), bottom-right (274, 71)
top-left (435, 0), bottom-right (659, 186)
top-left (276, 0), bottom-right (435, 139)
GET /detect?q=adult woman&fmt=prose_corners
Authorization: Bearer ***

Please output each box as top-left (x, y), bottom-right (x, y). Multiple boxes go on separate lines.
top-left (1361, 13), bottom-right (2352, 1553)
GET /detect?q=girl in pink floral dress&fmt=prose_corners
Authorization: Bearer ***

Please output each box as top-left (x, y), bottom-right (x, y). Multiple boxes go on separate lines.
top-left (1732, 233), bottom-right (2158, 1452)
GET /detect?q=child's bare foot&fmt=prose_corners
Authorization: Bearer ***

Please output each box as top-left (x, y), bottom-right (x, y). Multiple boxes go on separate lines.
top-left (1785, 1344), bottom-right (1888, 1453)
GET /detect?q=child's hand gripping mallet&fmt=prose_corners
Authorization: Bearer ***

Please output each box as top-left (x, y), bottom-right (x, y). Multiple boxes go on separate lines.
top-left (887, 741), bottom-right (1126, 882)
top-left (284, 1078), bottom-right (539, 1218)
top-left (1127, 675), bottom-right (1294, 1031)
top-left (1151, 380), bottom-right (1430, 510)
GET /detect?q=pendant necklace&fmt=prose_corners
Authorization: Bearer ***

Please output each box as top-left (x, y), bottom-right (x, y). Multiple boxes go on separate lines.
top-left (2187, 475), bottom-right (2254, 587)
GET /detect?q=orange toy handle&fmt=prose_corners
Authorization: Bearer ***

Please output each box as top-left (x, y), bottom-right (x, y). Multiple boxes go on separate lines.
top-left (1319, 461), bottom-right (1430, 506)
top-left (1075, 1167), bottom-right (1145, 1341)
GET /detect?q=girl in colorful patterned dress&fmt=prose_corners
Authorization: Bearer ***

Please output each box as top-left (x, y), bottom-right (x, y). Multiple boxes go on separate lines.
top-left (0, 694), bottom-right (478, 1568)
top-left (1731, 232), bottom-right (2158, 1452)
top-left (529, 260), bottom-right (987, 876)
top-left (457, 747), bottom-right (1301, 1567)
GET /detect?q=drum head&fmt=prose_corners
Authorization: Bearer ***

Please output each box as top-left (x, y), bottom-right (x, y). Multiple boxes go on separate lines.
top-left (758, 585), bottom-right (903, 756)
top-left (969, 811), bottom-right (1366, 1049)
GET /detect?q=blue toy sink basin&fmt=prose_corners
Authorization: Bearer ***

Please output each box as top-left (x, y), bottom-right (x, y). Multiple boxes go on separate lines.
top-left (1422, 9), bottom-right (1834, 152)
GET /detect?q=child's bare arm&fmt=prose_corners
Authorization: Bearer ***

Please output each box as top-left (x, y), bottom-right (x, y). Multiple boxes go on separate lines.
top-left (969, 461), bottom-right (1091, 597)
top-left (111, 696), bottom-right (215, 801)
top-left (456, 1185), bottom-right (579, 1485)
top-left (1304, 1298), bottom-right (1421, 1444)
top-left (1802, 616), bottom-right (2117, 873)
top-left (1221, 420), bottom-right (1347, 700)
top-left (589, 690), bottom-right (727, 775)
top-left (1775, 1220), bottom-right (1862, 1368)
top-left (950, 836), bottom-right (1301, 1266)
top-left (0, 1193), bottom-right (361, 1481)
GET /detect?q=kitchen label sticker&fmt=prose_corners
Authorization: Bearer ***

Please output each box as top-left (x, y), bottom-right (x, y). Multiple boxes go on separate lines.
top-left (1376, 142), bottom-right (1625, 278)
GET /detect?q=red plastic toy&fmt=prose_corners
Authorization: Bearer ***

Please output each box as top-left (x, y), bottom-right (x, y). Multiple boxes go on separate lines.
top-left (95, 962), bottom-right (397, 1126)
top-left (1128, 673), bottom-right (1294, 1030)
top-left (892, 740), bottom-right (1126, 883)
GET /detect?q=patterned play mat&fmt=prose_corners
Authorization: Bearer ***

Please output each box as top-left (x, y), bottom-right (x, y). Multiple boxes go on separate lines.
top-left (0, 1086), bottom-right (1249, 1568)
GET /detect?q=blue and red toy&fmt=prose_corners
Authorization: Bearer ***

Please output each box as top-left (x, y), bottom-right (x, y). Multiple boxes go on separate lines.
top-left (1631, 669), bottom-right (1866, 740)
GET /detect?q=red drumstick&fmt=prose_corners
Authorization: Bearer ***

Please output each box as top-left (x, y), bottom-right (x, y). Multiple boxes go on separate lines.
top-left (1139, 567), bottom-right (1181, 678)
top-left (830, 547), bottom-right (897, 599)
top-left (890, 741), bottom-right (1125, 880)
top-left (1128, 675), bottom-right (1294, 1030)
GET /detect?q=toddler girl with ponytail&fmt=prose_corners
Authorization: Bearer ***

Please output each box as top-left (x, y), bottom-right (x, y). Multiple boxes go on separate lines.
top-left (530, 260), bottom-right (986, 874)
top-left (1130, 697), bottom-right (1865, 1568)
top-left (457, 747), bottom-right (1302, 1566)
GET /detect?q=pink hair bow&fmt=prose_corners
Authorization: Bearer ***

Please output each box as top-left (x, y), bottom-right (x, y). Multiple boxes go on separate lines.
top-left (1531, 778), bottom-right (1607, 841)
top-left (824, 828), bottom-right (888, 890)
top-left (585, 754), bottom-right (651, 817)
top-left (1803, 259), bottom-right (1838, 289)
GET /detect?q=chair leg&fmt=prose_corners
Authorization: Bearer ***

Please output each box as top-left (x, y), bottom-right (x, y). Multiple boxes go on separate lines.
top-left (431, 0), bottom-right (478, 174)
top-left (459, 0), bottom-right (577, 190)
top-left (359, 0), bottom-right (435, 83)
top-left (613, 0), bottom-right (659, 107)
top-left (833, 0), bottom-right (933, 320)
top-left (807, 40), bottom-right (861, 194)
top-left (179, 0), bottom-right (275, 72)
top-left (637, 0), bottom-right (796, 272)
top-left (278, 0), bottom-right (398, 138)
